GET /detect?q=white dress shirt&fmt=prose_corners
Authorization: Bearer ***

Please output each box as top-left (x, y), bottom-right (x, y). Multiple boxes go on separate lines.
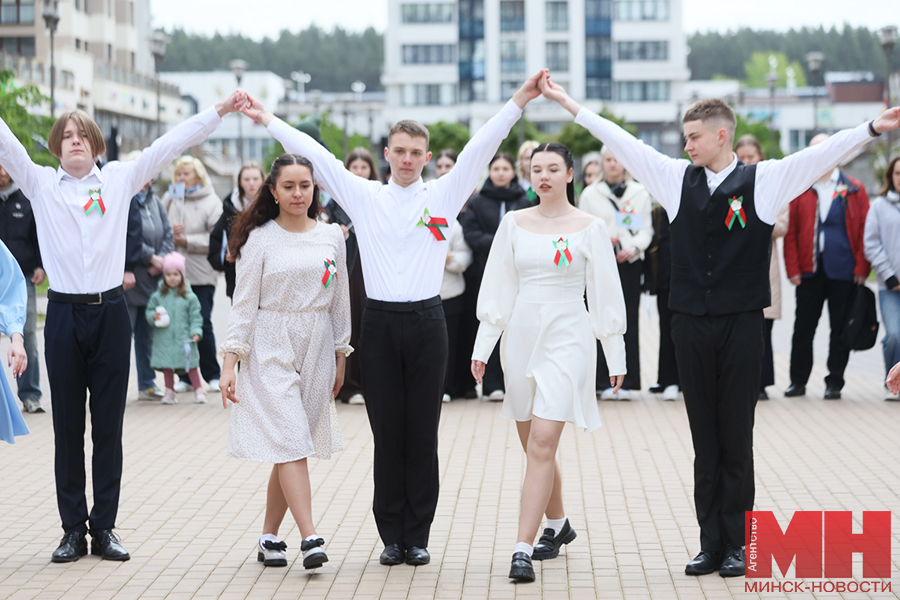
top-left (0, 107), bottom-right (223, 294)
top-left (574, 108), bottom-right (875, 225)
top-left (267, 100), bottom-right (522, 302)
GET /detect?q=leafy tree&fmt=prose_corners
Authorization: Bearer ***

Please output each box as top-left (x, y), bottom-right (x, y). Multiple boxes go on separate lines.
top-left (742, 52), bottom-right (807, 88)
top-left (0, 70), bottom-right (57, 167)
top-left (262, 112), bottom-right (369, 171)
top-left (734, 113), bottom-right (783, 159)
top-left (557, 109), bottom-right (636, 157)
top-left (427, 121), bottom-right (470, 155)
top-left (498, 118), bottom-right (546, 156)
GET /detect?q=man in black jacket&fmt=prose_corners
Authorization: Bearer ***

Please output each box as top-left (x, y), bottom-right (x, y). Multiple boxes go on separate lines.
top-left (0, 163), bottom-right (44, 413)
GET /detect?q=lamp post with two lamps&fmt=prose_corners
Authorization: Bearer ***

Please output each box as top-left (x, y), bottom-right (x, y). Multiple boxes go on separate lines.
top-left (805, 51), bottom-right (824, 135)
top-left (230, 59), bottom-right (248, 164)
top-left (292, 71), bottom-right (311, 104)
top-left (878, 26), bottom-right (897, 154)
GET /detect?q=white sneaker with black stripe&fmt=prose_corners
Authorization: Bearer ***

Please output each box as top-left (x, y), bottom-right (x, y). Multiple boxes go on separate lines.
top-left (257, 540), bottom-right (287, 567)
top-left (301, 536), bottom-right (328, 569)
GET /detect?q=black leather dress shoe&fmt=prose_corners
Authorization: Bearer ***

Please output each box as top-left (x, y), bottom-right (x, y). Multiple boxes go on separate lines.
top-left (509, 552), bottom-right (535, 582)
top-left (51, 531), bottom-right (88, 563)
top-left (379, 543), bottom-right (406, 565)
top-left (685, 550), bottom-right (720, 575)
top-left (405, 546), bottom-right (430, 565)
top-left (90, 530), bottom-right (130, 561)
top-left (784, 383), bottom-right (806, 397)
top-left (533, 519), bottom-right (577, 560)
top-left (719, 545), bottom-right (745, 577)
top-left (824, 385), bottom-right (842, 400)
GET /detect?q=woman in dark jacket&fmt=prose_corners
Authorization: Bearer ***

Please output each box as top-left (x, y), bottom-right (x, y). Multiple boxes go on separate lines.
top-left (461, 153), bottom-right (530, 400)
top-left (208, 162), bottom-right (265, 299)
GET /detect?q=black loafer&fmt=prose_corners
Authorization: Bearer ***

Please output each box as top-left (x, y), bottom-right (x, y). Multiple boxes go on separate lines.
top-left (719, 545), bottom-right (745, 577)
top-left (90, 529), bottom-right (130, 561)
top-left (532, 519), bottom-right (577, 560)
top-left (824, 385), bottom-right (842, 400)
top-left (405, 546), bottom-right (430, 566)
top-left (509, 552), bottom-right (535, 582)
top-left (51, 530), bottom-right (87, 563)
top-left (379, 543), bottom-right (405, 565)
top-left (685, 550), bottom-right (720, 575)
top-left (784, 383), bottom-right (806, 397)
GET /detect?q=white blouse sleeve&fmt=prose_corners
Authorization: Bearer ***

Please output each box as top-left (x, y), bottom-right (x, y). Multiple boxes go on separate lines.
top-left (329, 224), bottom-right (353, 356)
top-left (585, 219), bottom-right (627, 376)
top-left (0, 240), bottom-right (26, 338)
top-left (219, 229), bottom-right (264, 361)
top-left (472, 213), bottom-right (519, 363)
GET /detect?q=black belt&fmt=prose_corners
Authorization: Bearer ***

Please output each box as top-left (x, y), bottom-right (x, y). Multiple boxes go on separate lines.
top-left (48, 285), bottom-right (125, 305)
top-left (366, 295), bottom-right (442, 312)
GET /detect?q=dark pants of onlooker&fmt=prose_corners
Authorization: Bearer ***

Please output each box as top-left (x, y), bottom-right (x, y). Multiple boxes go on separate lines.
top-left (179, 284), bottom-right (220, 385)
top-left (127, 304), bottom-right (156, 391)
top-left (597, 259), bottom-right (643, 390)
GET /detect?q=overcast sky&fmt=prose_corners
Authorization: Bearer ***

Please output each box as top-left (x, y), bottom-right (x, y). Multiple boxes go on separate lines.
top-left (150, 0), bottom-right (895, 39)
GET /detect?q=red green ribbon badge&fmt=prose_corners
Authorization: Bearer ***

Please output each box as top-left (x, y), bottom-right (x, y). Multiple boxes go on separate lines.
top-left (725, 196), bottom-right (746, 230)
top-left (322, 259), bottom-right (337, 288)
top-left (832, 184), bottom-right (848, 200)
top-left (416, 208), bottom-right (449, 241)
top-left (84, 188), bottom-right (106, 216)
top-left (553, 238), bottom-right (573, 268)
top-left (620, 201), bottom-right (636, 226)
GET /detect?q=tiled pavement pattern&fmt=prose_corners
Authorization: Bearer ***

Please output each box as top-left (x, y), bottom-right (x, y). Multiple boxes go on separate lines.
top-left (1, 277), bottom-right (898, 600)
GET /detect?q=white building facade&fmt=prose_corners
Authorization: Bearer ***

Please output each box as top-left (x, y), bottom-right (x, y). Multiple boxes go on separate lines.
top-left (383, 0), bottom-right (690, 156)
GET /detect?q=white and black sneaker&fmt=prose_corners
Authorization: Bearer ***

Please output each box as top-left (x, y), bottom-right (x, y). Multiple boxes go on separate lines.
top-left (257, 540), bottom-right (288, 567)
top-left (301, 537), bottom-right (328, 569)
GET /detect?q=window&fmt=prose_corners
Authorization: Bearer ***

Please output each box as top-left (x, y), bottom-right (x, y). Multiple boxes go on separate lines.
top-left (0, 36), bottom-right (35, 57)
top-left (401, 3), bottom-right (455, 23)
top-left (129, 1), bottom-right (134, 25)
top-left (130, 51), bottom-right (135, 70)
top-left (500, 80), bottom-right (520, 98)
top-left (459, 79), bottom-right (485, 102)
top-left (545, 1), bottom-right (568, 32)
top-left (458, 0), bottom-right (484, 38)
top-left (586, 78), bottom-right (612, 100)
top-left (1, 0), bottom-right (34, 24)
top-left (402, 44), bottom-right (455, 64)
top-left (500, 40), bottom-right (525, 74)
top-left (546, 42), bottom-right (569, 71)
top-left (638, 130), bottom-right (661, 149)
top-left (615, 0), bottom-right (669, 21)
top-left (585, 0), bottom-right (611, 18)
top-left (84, 41), bottom-right (90, 53)
top-left (107, 44), bottom-right (113, 62)
top-left (616, 80), bottom-right (670, 102)
top-left (617, 41), bottom-right (668, 61)
top-left (500, 1), bottom-right (524, 32)
top-left (401, 83), bottom-right (456, 106)
top-left (75, 38), bottom-right (82, 50)
top-left (458, 38), bottom-right (484, 79)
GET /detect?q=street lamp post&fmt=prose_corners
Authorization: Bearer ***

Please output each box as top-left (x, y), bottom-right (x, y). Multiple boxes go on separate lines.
top-left (41, 0), bottom-right (59, 117)
top-left (805, 51), bottom-right (824, 135)
top-left (150, 32), bottom-right (168, 138)
top-left (230, 59), bottom-right (247, 164)
top-left (766, 55), bottom-right (779, 156)
top-left (878, 26), bottom-right (898, 155)
top-left (292, 71), bottom-right (311, 104)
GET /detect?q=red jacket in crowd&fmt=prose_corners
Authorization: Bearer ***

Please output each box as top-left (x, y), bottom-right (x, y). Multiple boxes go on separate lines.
top-left (783, 171), bottom-right (871, 279)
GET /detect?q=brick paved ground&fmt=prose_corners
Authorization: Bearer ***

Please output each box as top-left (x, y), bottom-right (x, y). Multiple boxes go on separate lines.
top-left (1, 277), bottom-right (898, 600)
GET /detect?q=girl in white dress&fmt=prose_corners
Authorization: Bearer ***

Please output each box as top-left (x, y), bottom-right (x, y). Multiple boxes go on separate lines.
top-left (219, 154), bottom-right (352, 570)
top-left (471, 142), bottom-right (627, 582)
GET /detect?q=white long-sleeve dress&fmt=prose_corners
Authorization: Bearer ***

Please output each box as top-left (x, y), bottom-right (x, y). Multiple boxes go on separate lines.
top-left (472, 214), bottom-right (627, 432)
top-left (220, 220), bottom-right (353, 462)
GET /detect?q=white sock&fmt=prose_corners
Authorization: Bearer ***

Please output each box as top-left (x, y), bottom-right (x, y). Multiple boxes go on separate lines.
top-left (513, 542), bottom-right (533, 557)
top-left (546, 517), bottom-right (567, 537)
top-left (259, 533), bottom-right (278, 550)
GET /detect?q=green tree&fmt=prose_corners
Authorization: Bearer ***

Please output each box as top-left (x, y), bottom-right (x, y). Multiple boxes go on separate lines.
top-left (262, 112), bottom-right (369, 171)
top-left (0, 70), bottom-right (57, 167)
top-left (498, 118), bottom-right (546, 157)
top-left (557, 109), bottom-right (636, 157)
top-left (734, 113), bottom-right (783, 159)
top-left (743, 52), bottom-right (807, 88)
top-left (427, 121), bottom-right (470, 155)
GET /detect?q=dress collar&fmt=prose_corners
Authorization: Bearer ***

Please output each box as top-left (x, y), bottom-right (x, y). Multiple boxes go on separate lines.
top-left (56, 162), bottom-right (103, 184)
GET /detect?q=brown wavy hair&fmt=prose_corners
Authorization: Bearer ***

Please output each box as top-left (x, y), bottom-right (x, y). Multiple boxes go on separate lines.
top-left (881, 155), bottom-right (900, 196)
top-left (228, 154), bottom-right (321, 260)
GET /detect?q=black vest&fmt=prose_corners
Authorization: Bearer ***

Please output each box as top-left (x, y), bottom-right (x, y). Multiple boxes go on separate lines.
top-left (668, 163), bottom-right (773, 316)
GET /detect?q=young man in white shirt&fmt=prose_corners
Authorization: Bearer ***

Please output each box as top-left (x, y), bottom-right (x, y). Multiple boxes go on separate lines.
top-left (540, 72), bottom-right (899, 577)
top-left (241, 71), bottom-right (544, 566)
top-left (0, 90), bottom-right (248, 563)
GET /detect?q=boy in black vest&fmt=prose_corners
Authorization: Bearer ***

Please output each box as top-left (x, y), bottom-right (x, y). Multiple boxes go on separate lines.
top-left (540, 73), bottom-right (899, 576)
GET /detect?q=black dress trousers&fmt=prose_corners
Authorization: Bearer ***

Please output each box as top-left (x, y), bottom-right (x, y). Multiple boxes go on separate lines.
top-left (44, 295), bottom-right (131, 534)
top-left (656, 287), bottom-right (679, 388)
top-left (671, 310), bottom-right (763, 553)
top-left (359, 298), bottom-right (448, 548)
top-left (596, 258), bottom-right (643, 390)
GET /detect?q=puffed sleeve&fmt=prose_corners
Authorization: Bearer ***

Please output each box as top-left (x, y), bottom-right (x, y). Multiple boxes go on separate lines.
top-left (585, 220), bottom-right (627, 376)
top-left (472, 214), bottom-right (518, 363)
top-left (219, 228), bottom-right (265, 361)
top-left (0, 240), bottom-right (26, 339)
top-left (329, 224), bottom-right (353, 356)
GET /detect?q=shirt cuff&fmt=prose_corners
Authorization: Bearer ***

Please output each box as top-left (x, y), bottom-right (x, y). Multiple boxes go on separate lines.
top-left (599, 334), bottom-right (626, 377)
top-left (886, 276), bottom-right (899, 290)
top-left (5, 323), bottom-right (24, 338)
top-left (219, 341), bottom-right (250, 363)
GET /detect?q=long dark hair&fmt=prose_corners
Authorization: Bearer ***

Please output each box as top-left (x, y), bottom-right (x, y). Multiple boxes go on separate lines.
top-left (531, 142), bottom-right (576, 206)
top-left (881, 155), bottom-right (900, 196)
top-left (229, 154), bottom-right (321, 259)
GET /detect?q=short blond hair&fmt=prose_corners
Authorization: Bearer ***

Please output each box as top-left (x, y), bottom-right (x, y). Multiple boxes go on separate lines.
top-left (683, 99), bottom-right (737, 141)
top-left (172, 155), bottom-right (211, 187)
top-left (48, 110), bottom-right (106, 159)
top-left (388, 120), bottom-right (430, 147)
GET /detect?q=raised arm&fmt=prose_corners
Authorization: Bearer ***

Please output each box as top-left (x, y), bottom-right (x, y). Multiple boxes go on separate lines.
top-left (540, 73), bottom-right (688, 214)
top-left (429, 71), bottom-right (543, 215)
top-left (0, 118), bottom-right (52, 199)
top-left (242, 98), bottom-right (378, 220)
